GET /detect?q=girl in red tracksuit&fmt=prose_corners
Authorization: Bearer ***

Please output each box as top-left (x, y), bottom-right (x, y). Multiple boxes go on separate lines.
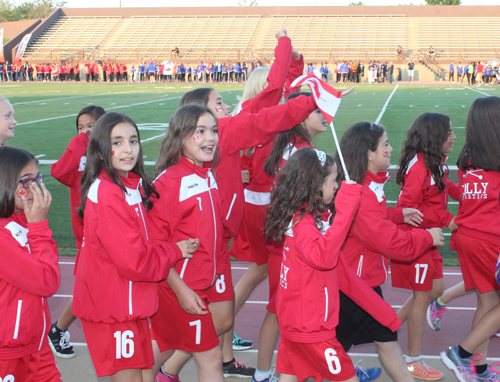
top-left (440, 96), bottom-right (500, 381)
top-left (0, 146), bottom-right (61, 382)
top-left (334, 122), bottom-right (445, 382)
top-left (49, 105), bottom-right (106, 358)
top-left (72, 112), bottom-right (194, 381)
top-left (265, 147), bottom-right (401, 382)
top-left (158, 83), bottom-right (319, 380)
top-left (148, 104), bottom-right (226, 382)
top-left (390, 112), bottom-right (459, 380)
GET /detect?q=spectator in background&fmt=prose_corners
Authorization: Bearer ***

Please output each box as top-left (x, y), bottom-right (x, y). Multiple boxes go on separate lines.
top-left (457, 62), bottom-right (463, 83)
top-left (449, 62), bottom-right (455, 82)
top-left (357, 61), bottom-right (363, 83)
top-left (408, 60), bottom-right (415, 82)
top-left (428, 46), bottom-right (436, 60)
top-left (171, 46), bottom-right (179, 59)
top-left (477, 61), bottom-right (484, 85)
top-left (388, 61), bottom-right (394, 84)
top-left (397, 45), bottom-right (404, 60)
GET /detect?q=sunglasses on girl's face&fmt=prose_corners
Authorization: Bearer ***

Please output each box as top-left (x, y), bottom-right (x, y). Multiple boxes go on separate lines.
top-left (18, 174), bottom-right (44, 189)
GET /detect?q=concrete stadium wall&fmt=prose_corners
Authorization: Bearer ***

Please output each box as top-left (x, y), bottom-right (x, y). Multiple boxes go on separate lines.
top-left (0, 19), bottom-right (42, 41)
top-left (2, 19), bottom-right (41, 63)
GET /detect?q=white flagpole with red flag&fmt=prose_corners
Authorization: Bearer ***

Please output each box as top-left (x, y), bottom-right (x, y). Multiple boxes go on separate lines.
top-left (291, 69), bottom-right (350, 181)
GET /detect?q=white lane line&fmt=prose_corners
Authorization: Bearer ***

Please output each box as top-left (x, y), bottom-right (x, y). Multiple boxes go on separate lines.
top-left (58, 261), bottom-right (251, 271)
top-left (386, 200), bottom-right (459, 205)
top-left (375, 85), bottom-right (399, 124)
top-left (462, 86), bottom-right (491, 97)
top-left (35, 154), bottom-right (46, 158)
top-left (388, 164), bottom-right (458, 171)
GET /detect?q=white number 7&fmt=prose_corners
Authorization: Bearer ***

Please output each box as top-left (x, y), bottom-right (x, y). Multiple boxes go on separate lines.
top-left (189, 319), bottom-right (201, 345)
top-left (415, 263), bottom-right (428, 284)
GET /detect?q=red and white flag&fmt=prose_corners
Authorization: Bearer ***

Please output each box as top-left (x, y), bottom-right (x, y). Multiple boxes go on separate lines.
top-left (291, 69), bottom-right (342, 124)
top-left (291, 69), bottom-right (351, 181)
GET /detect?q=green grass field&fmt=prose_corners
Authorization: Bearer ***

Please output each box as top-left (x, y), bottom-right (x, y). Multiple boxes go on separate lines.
top-left (3, 81), bottom-right (499, 264)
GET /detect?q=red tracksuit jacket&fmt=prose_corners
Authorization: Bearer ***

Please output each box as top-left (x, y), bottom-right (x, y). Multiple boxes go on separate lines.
top-left (277, 184), bottom-right (401, 343)
top-left (396, 153), bottom-right (460, 230)
top-left (148, 157), bottom-right (224, 291)
top-left (0, 213), bottom-right (60, 359)
top-left (242, 39), bottom-right (305, 197)
top-left (341, 170), bottom-right (434, 288)
top-left (72, 171), bottom-right (182, 323)
top-left (216, 95), bottom-right (317, 239)
top-left (455, 167), bottom-right (500, 241)
top-left (50, 132), bottom-right (89, 249)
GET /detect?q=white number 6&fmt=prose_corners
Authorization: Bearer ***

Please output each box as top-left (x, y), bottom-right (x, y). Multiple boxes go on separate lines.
top-left (324, 348), bottom-right (341, 374)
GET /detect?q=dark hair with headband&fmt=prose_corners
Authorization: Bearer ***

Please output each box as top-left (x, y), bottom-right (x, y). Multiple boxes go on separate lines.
top-left (265, 147), bottom-right (335, 243)
top-left (335, 121), bottom-right (385, 185)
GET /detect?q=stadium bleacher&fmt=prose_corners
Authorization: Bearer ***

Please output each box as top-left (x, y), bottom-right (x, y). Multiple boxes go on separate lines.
top-left (20, 10), bottom-right (500, 64)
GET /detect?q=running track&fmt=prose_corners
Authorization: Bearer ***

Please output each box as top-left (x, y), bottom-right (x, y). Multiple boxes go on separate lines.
top-left (49, 258), bottom-right (500, 360)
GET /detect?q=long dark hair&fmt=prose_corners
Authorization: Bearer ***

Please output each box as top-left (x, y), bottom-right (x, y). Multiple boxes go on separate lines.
top-left (0, 147), bottom-right (38, 218)
top-left (155, 104), bottom-right (218, 177)
top-left (264, 92), bottom-right (313, 177)
top-left (179, 88), bottom-right (214, 107)
top-left (457, 96), bottom-right (500, 172)
top-left (76, 105), bottom-right (106, 132)
top-left (397, 112), bottom-right (451, 193)
top-left (265, 147), bottom-right (335, 243)
top-left (335, 121), bottom-right (385, 185)
top-left (79, 112), bottom-right (157, 217)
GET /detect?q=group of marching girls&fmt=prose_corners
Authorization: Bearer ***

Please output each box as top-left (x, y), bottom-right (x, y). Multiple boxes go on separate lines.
top-left (2, 27), bottom-right (500, 382)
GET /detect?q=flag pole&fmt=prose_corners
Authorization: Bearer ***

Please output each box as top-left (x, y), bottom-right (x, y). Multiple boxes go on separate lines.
top-left (330, 122), bottom-right (350, 181)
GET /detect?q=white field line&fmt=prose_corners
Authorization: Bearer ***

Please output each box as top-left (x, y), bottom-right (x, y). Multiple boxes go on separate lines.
top-left (16, 96), bottom-right (182, 126)
top-left (461, 86), bottom-right (491, 97)
top-left (374, 84), bottom-right (399, 124)
top-left (12, 94), bottom-right (103, 106)
top-left (141, 134), bottom-right (165, 143)
top-left (35, 154), bottom-right (46, 158)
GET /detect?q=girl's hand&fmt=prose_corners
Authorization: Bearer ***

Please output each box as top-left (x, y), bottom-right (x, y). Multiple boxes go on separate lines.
top-left (345, 180), bottom-right (357, 185)
top-left (448, 216), bottom-right (458, 231)
top-left (292, 48), bottom-right (301, 60)
top-left (402, 208), bottom-right (424, 227)
top-left (427, 228), bottom-right (445, 247)
top-left (176, 285), bottom-right (208, 315)
top-left (245, 147), bottom-right (256, 157)
top-left (341, 87), bottom-right (355, 97)
top-left (276, 28), bottom-right (287, 40)
top-left (241, 170), bottom-right (251, 184)
top-left (23, 183), bottom-right (52, 224)
top-left (176, 238), bottom-right (200, 259)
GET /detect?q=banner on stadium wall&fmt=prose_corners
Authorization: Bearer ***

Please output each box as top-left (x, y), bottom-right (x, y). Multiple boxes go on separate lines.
top-left (15, 34), bottom-right (32, 61)
top-left (0, 29), bottom-right (4, 63)
top-left (162, 61), bottom-right (175, 75)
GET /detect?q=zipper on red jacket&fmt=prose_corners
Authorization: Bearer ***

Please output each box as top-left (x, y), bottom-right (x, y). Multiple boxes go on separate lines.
top-left (38, 298), bottom-right (46, 351)
top-left (208, 169), bottom-right (217, 282)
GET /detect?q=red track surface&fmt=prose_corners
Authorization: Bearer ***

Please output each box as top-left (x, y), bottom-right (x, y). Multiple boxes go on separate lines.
top-left (49, 258), bottom-right (500, 358)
